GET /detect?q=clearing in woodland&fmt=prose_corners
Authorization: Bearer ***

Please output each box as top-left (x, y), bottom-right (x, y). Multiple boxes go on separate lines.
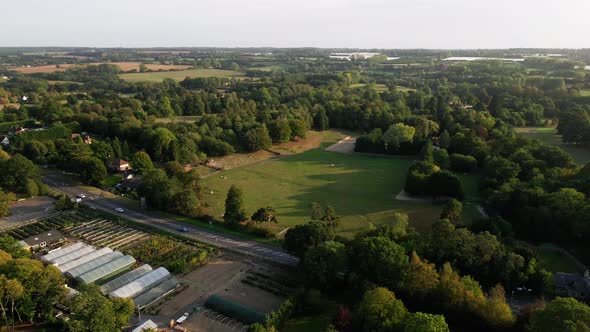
top-left (202, 133), bottom-right (447, 238)
top-left (515, 126), bottom-right (590, 164)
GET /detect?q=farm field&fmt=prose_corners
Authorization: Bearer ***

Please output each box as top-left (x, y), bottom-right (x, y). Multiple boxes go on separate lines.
top-left (119, 69), bottom-right (245, 82)
top-left (9, 64), bottom-right (79, 73)
top-left (9, 62), bottom-right (192, 74)
top-left (515, 126), bottom-right (590, 164)
top-left (202, 142), bottom-right (446, 238)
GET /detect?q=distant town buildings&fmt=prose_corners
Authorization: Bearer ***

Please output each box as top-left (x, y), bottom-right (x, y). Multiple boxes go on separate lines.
top-left (329, 52), bottom-right (381, 60)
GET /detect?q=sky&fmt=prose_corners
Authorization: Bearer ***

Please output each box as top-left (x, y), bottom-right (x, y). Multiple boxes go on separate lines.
top-left (2, 0), bottom-right (590, 49)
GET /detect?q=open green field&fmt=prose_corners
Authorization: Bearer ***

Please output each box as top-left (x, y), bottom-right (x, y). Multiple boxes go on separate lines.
top-left (201, 139), bottom-right (469, 238)
top-left (154, 115), bottom-right (202, 124)
top-left (515, 127), bottom-right (590, 164)
top-left (119, 69), bottom-right (245, 82)
top-left (537, 249), bottom-right (579, 273)
top-left (579, 89), bottom-right (590, 97)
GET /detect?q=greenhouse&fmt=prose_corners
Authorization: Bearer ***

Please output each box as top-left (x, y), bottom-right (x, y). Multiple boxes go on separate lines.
top-left (41, 242), bottom-right (86, 263)
top-left (51, 246), bottom-right (97, 266)
top-left (133, 276), bottom-right (179, 309)
top-left (76, 255), bottom-right (136, 284)
top-left (109, 267), bottom-right (171, 299)
top-left (58, 247), bottom-right (113, 273)
top-left (65, 251), bottom-right (123, 279)
top-left (100, 264), bottom-right (153, 296)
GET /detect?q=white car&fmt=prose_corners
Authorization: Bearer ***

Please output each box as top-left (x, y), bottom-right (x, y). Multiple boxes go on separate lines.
top-left (115, 207), bottom-right (124, 213)
top-left (77, 194), bottom-right (86, 199)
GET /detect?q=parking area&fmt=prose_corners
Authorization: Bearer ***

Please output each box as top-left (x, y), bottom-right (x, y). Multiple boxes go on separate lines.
top-left (144, 256), bottom-right (292, 332)
top-left (0, 196), bottom-right (55, 229)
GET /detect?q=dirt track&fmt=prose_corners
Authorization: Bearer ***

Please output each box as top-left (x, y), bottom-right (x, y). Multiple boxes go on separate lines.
top-left (325, 136), bottom-right (356, 154)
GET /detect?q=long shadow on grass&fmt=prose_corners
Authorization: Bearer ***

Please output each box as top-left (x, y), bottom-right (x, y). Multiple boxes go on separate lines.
top-left (274, 150), bottom-right (443, 232)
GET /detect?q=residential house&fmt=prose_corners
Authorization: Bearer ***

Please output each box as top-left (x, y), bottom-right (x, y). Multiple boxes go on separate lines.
top-left (108, 158), bottom-right (132, 172)
top-left (0, 135), bottom-right (9, 146)
top-left (71, 133), bottom-right (92, 144)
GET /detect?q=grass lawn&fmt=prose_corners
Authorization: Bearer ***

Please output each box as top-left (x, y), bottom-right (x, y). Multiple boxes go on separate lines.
top-left (202, 140), bottom-right (447, 238)
top-left (579, 89), bottom-right (590, 97)
top-left (119, 69), bottom-right (245, 82)
top-left (281, 314), bottom-right (333, 332)
top-left (537, 248), bottom-right (580, 273)
top-left (516, 126), bottom-right (590, 164)
top-left (100, 174), bottom-right (122, 188)
top-left (281, 298), bottom-right (338, 332)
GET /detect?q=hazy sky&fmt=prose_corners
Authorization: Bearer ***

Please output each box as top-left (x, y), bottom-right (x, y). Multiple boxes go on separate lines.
top-left (2, 0), bottom-right (590, 49)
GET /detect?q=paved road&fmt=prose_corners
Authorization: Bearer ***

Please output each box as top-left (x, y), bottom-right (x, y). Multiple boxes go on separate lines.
top-left (0, 196), bottom-right (55, 230)
top-left (43, 175), bottom-right (298, 267)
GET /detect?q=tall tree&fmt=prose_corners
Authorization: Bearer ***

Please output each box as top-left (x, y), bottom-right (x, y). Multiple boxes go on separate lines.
top-left (283, 221), bottom-right (335, 259)
top-left (403, 312), bottom-right (449, 332)
top-left (528, 297), bottom-right (590, 332)
top-left (384, 123), bottom-right (415, 151)
top-left (440, 199), bottom-right (463, 224)
top-left (224, 185), bottom-right (247, 225)
top-left (131, 151), bottom-right (154, 175)
top-left (251, 206), bottom-right (278, 227)
top-left (356, 287), bottom-right (408, 332)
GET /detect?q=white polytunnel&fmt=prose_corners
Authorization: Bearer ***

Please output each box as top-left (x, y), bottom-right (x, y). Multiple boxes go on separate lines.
top-left (76, 255), bottom-right (136, 284)
top-left (100, 264), bottom-right (153, 295)
top-left (109, 267), bottom-right (171, 299)
top-left (66, 251), bottom-right (123, 279)
top-left (133, 276), bottom-right (179, 308)
top-left (41, 242), bottom-right (86, 263)
top-left (51, 246), bottom-right (96, 266)
top-left (58, 247), bottom-right (114, 273)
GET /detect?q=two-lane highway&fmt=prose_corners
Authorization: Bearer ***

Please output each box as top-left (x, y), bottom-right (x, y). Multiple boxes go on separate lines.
top-left (43, 175), bottom-right (298, 266)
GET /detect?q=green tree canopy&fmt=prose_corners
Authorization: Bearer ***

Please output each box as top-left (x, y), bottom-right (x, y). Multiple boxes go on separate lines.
top-left (224, 185), bottom-right (247, 225)
top-left (528, 297), bottom-right (590, 332)
top-left (131, 151), bottom-right (154, 175)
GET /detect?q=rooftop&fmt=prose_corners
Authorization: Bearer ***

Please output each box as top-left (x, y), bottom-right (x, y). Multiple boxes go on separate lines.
top-left (21, 229), bottom-right (64, 246)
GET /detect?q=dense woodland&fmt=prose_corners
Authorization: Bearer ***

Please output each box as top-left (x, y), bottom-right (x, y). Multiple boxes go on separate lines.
top-left (1, 48), bottom-right (590, 331)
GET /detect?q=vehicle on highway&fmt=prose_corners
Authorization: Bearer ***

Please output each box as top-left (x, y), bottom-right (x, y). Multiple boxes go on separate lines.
top-left (115, 207), bottom-right (124, 213)
top-left (77, 194), bottom-right (86, 199)
top-left (178, 226), bottom-right (189, 232)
